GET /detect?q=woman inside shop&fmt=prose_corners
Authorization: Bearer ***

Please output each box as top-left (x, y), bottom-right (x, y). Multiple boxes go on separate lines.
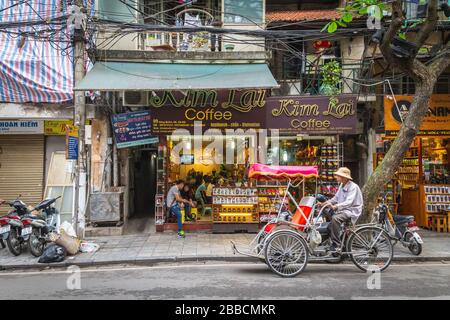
top-left (195, 176), bottom-right (210, 215)
top-left (180, 184), bottom-right (196, 221)
top-left (206, 177), bottom-right (216, 204)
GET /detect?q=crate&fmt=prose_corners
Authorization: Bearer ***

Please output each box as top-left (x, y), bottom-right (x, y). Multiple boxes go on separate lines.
top-left (430, 213), bottom-right (448, 232)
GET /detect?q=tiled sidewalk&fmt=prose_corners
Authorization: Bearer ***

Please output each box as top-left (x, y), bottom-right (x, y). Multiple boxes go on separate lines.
top-left (1, 230), bottom-right (450, 270)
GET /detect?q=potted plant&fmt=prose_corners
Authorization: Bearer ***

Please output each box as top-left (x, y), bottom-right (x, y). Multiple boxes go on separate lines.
top-left (320, 60), bottom-right (342, 96)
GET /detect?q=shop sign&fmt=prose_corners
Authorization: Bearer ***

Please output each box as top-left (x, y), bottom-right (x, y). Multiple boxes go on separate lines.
top-left (150, 89), bottom-right (267, 134)
top-left (384, 95), bottom-right (450, 136)
top-left (65, 125), bottom-right (78, 160)
top-left (45, 120), bottom-right (92, 136)
top-left (0, 120), bottom-right (43, 135)
top-left (111, 111), bottom-right (159, 148)
top-left (265, 95), bottom-right (358, 134)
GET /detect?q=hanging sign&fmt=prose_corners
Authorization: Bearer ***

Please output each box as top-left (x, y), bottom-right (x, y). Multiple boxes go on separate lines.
top-left (111, 111), bottom-right (159, 148)
top-left (65, 125), bottom-right (79, 160)
top-left (265, 95), bottom-right (358, 134)
top-left (384, 95), bottom-right (450, 136)
top-left (0, 120), bottom-right (43, 134)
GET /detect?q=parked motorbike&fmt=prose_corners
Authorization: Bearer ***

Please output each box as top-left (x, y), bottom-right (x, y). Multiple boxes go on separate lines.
top-left (28, 196), bottom-right (61, 257)
top-left (2, 197), bottom-right (33, 256)
top-left (374, 196), bottom-right (423, 256)
top-left (0, 199), bottom-right (7, 248)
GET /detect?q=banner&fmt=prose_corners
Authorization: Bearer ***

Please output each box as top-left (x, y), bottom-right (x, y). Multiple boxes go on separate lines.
top-left (384, 95), bottom-right (450, 136)
top-left (111, 111), bottom-right (159, 148)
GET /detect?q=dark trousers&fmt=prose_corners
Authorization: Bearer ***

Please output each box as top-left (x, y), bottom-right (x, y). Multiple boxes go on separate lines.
top-left (328, 212), bottom-right (350, 247)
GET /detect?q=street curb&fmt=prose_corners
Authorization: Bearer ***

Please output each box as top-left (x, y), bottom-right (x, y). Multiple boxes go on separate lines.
top-left (1, 255), bottom-right (450, 271)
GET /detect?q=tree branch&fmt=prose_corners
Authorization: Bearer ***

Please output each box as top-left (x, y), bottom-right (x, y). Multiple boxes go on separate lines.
top-left (429, 41), bottom-right (450, 77)
top-left (379, 0), bottom-right (404, 62)
top-left (413, 0), bottom-right (438, 48)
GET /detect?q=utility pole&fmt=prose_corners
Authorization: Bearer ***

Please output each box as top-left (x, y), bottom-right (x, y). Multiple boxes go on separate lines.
top-left (73, 0), bottom-right (87, 239)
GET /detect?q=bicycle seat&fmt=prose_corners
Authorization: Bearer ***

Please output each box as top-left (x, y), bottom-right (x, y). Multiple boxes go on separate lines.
top-left (392, 214), bottom-right (414, 224)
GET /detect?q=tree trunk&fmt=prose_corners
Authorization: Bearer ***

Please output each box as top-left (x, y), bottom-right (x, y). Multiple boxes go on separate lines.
top-left (358, 80), bottom-right (435, 223)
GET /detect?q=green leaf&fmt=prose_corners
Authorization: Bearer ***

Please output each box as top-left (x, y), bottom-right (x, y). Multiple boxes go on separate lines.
top-left (321, 22), bottom-right (331, 32)
top-left (327, 21), bottom-right (338, 33)
top-left (398, 32), bottom-right (406, 40)
top-left (358, 7), bottom-right (368, 15)
top-left (342, 12), bottom-right (353, 23)
top-left (336, 20), bottom-right (347, 27)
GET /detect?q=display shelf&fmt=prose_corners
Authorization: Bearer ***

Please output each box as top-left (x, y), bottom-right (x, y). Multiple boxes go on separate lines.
top-left (212, 187), bottom-right (259, 224)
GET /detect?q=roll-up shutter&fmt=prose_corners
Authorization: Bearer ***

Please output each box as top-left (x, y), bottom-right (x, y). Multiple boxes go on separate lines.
top-left (0, 135), bottom-right (44, 207)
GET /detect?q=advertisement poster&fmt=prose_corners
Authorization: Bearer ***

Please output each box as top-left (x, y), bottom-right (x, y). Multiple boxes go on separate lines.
top-left (384, 95), bottom-right (450, 136)
top-left (111, 111), bottom-right (159, 148)
top-left (65, 125), bottom-right (79, 160)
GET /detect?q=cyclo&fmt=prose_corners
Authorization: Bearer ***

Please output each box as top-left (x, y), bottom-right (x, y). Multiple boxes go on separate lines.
top-left (231, 164), bottom-right (394, 277)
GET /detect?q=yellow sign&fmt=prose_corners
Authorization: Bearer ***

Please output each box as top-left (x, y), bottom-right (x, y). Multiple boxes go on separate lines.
top-left (384, 95), bottom-right (450, 136)
top-left (45, 120), bottom-right (90, 135)
top-left (45, 120), bottom-right (74, 135)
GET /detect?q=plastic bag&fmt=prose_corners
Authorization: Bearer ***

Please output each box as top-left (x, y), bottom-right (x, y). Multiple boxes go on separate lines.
top-left (79, 242), bottom-right (100, 253)
top-left (53, 230), bottom-right (80, 255)
top-left (59, 221), bottom-right (77, 238)
top-left (38, 244), bottom-right (67, 263)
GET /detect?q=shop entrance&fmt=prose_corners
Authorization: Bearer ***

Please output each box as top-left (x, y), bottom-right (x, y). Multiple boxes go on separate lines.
top-left (126, 148), bottom-right (157, 234)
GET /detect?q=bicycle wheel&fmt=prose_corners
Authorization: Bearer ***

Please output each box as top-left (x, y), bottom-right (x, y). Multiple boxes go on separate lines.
top-left (348, 226), bottom-right (393, 272)
top-left (264, 230), bottom-right (309, 277)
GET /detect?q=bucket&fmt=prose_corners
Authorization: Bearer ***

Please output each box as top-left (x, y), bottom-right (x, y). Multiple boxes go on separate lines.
top-left (292, 196), bottom-right (316, 230)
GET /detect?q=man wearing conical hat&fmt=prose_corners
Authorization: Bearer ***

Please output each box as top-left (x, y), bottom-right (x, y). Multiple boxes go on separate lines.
top-left (318, 167), bottom-right (363, 253)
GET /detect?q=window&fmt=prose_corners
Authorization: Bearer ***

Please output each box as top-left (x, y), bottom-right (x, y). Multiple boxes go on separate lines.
top-left (224, 0), bottom-right (263, 24)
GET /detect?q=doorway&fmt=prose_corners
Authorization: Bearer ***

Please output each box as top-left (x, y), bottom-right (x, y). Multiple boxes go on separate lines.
top-left (125, 149), bottom-right (157, 234)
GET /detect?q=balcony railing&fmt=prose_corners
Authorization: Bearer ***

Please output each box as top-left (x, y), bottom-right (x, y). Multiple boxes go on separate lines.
top-left (274, 60), bottom-right (375, 97)
top-left (143, 31), bottom-right (224, 52)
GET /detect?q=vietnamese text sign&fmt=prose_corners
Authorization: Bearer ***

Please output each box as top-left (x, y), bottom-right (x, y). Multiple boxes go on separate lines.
top-left (111, 111), bottom-right (159, 148)
top-left (265, 95), bottom-right (358, 134)
top-left (45, 120), bottom-right (91, 135)
top-left (0, 120), bottom-right (43, 135)
top-left (65, 125), bottom-right (78, 160)
top-left (384, 95), bottom-right (450, 136)
top-left (150, 89), bottom-right (267, 134)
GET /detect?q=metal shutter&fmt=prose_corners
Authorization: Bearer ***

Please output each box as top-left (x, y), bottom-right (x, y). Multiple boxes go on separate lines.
top-left (0, 135), bottom-right (44, 207)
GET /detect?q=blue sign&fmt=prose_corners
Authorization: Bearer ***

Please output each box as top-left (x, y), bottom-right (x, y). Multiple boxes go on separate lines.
top-left (67, 136), bottom-right (79, 160)
top-left (111, 111), bottom-right (159, 149)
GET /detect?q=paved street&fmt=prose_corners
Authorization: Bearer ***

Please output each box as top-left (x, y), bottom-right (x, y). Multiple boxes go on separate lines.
top-left (0, 261), bottom-right (449, 299)
top-left (1, 229), bottom-right (450, 269)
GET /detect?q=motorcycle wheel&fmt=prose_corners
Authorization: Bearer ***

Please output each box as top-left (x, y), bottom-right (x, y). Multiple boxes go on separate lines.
top-left (29, 228), bottom-right (45, 257)
top-left (405, 232), bottom-right (422, 256)
top-left (6, 228), bottom-right (22, 256)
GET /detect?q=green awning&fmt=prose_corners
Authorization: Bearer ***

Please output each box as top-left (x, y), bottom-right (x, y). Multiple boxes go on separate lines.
top-left (75, 62), bottom-right (279, 91)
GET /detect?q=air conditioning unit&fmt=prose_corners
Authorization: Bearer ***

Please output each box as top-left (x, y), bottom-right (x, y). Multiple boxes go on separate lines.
top-left (122, 91), bottom-right (148, 107)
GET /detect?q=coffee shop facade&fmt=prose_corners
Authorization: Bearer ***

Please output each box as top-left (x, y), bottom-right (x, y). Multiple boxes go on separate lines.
top-left (76, 54), bottom-right (359, 234)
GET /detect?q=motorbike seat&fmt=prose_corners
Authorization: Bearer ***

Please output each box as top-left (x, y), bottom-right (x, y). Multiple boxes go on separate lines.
top-left (393, 214), bottom-right (414, 224)
top-left (316, 222), bottom-right (330, 235)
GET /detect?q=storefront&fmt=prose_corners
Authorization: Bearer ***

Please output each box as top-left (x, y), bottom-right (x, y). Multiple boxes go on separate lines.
top-left (152, 93), bottom-right (358, 232)
top-left (376, 95), bottom-right (450, 227)
top-left (77, 59), bottom-right (358, 233)
top-left (0, 120), bottom-right (45, 207)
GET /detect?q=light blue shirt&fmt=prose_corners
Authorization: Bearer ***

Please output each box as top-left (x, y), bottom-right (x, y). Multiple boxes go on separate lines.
top-left (329, 181), bottom-right (363, 223)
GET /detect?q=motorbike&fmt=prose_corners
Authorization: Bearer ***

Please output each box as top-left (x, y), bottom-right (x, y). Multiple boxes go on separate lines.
top-left (374, 196), bottom-right (423, 256)
top-left (28, 196), bottom-right (61, 257)
top-left (2, 197), bottom-right (33, 256)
